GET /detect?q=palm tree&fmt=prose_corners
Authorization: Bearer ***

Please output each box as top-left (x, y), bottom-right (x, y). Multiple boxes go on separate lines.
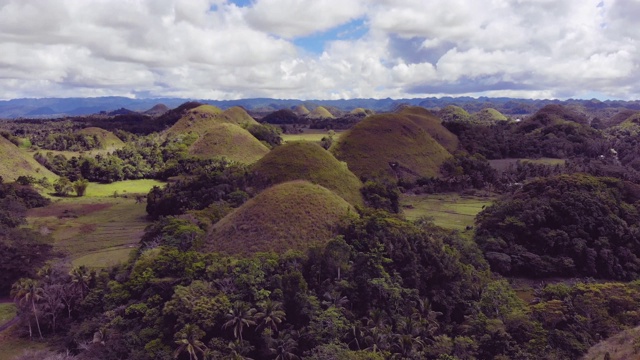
top-left (255, 300), bottom-right (286, 333)
top-left (223, 301), bottom-right (256, 342)
top-left (69, 265), bottom-right (92, 299)
top-left (268, 333), bottom-right (299, 360)
top-left (11, 278), bottom-right (43, 339)
top-left (174, 324), bottom-right (207, 360)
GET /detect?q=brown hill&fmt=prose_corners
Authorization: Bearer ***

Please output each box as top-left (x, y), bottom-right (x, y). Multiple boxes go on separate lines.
top-left (0, 136), bottom-right (57, 181)
top-left (308, 106), bottom-right (335, 119)
top-left (204, 180), bottom-right (355, 256)
top-left (397, 106), bottom-right (459, 153)
top-left (189, 123), bottom-right (270, 164)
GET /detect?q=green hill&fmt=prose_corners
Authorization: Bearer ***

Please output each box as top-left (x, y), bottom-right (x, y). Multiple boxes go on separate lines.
top-left (165, 105), bottom-right (258, 138)
top-left (472, 108), bottom-right (508, 123)
top-left (77, 127), bottom-right (125, 149)
top-left (438, 105), bottom-right (472, 122)
top-left (222, 106), bottom-right (258, 126)
top-left (188, 123), bottom-right (270, 164)
top-left (308, 106), bottom-right (335, 119)
top-left (205, 180), bottom-right (355, 255)
top-left (292, 105), bottom-right (310, 116)
top-left (397, 106), bottom-right (459, 153)
top-left (251, 141), bottom-right (363, 206)
top-left (331, 113), bottom-right (452, 181)
top-left (0, 136), bottom-right (57, 181)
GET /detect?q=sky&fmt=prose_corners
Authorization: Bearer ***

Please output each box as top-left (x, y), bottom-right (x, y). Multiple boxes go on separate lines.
top-left (0, 0), bottom-right (638, 101)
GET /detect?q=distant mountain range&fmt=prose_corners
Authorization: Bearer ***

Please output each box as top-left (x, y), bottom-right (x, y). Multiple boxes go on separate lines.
top-left (1, 96), bottom-right (640, 119)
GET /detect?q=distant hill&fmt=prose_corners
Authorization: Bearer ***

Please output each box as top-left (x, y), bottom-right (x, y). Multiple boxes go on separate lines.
top-left (251, 141), bottom-right (364, 206)
top-left (0, 136), bottom-right (57, 181)
top-left (331, 112), bottom-right (452, 181)
top-left (204, 180), bottom-right (355, 255)
top-left (165, 105), bottom-right (258, 138)
top-left (472, 108), bottom-right (509, 123)
top-left (77, 127), bottom-right (125, 149)
top-left (189, 123), bottom-right (269, 164)
top-left (143, 104), bottom-right (169, 116)
top-left (292, 105), bottom-right (310, 116)
top-left (438, 105), bottom-right (472, 122)
top-left (308, 106), bottom-right (335, 119)
top-left (396, 106), bottom-right (459, 153)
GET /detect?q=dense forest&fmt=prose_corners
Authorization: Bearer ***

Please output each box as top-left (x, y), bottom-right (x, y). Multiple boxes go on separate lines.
top-left (3, 100), bottom-right (640, 359)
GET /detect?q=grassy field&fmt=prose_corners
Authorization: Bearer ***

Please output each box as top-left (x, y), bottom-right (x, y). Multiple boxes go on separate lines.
top-left (0, 304), bottom-right (16, 325)
top-left (489, 158), bottom-right (566, 172)
top-left (0, 337), bottom-right (47, 360)
top-left (582, 325), bottom-right (640, 360)
top-left (282, 129), bottom-right (344, 143)
top-left (400, 193), bottom-right (495, 230)
top-left (27, 179), bottom-right (163, 266)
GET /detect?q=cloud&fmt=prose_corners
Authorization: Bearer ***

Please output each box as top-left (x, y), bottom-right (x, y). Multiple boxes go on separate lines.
top-left (0, 0), bottom-right (638, 100)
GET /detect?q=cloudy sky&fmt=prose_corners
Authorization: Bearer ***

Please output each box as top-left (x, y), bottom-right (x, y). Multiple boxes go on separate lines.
top-left (0, 0), bottom-right (638, 100)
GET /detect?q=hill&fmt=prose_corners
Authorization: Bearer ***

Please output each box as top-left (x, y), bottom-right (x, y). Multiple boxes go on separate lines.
top-left (438, 105), bottom-right (472, 122)
top-left (143, 103), bottom-right (169, 116)
top-left (308, 106), bottom-right (335, 119)
top-left (472, 108), bottom-right (508, 123)
top-left (77, 127), bottom-right (125, 149)
top-left (222, 106), bottom-right (257, 125)
top-left (251, 141), bottom-right (363, 206)
top-left (331, 113), bottom-right (452, 181)
top-left (397, 106), bottom-right (459, 153)
top-left (188, 123), bottom-right (269, 164)
top-left (204, 180), bottom-right (354, 255)
top-left (350, 107), bottom-right (373, 116)
top-left (0, 136), bottom-right (57, 181)
top-left (292, 105), bottom-right (310, 116)
top-left (165, 105), bottom-right (258, 138)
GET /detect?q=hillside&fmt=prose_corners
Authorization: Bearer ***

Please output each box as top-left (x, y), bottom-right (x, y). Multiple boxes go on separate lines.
top-left (251, 141), bottom-right (363, 205)
top-left (205, 180), bottom-right (355, 255)
top-left (188, 123), bottom-right (269, 164)
top-left (331, 113), bottom-right (452, 181)
top-left (308, 106), bottom-right (335, 119)
top-left (397, 106), bottom-right (459, 153)
top-left (438, 105), bottom-right (472, 122)
top-left (292, 105), bottom-right (310, 116)
top-left (472, 108), bottom-right (508, 123)
top-left (77, 127), bottom-right (125, 149)
top-left (165, 104), bottom-right (258, 138)
top-left (0, 136), bottom-right (57, 181)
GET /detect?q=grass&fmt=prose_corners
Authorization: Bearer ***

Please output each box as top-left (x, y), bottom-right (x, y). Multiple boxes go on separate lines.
top-left (251, 141), bottom-right (363, 206)
top-left (308, 106), bottom-right (334, 119)
top-left (400, 193), bottom-right (495, 231)
top-left (582, 325), bottom-right (640, 360)
top-left (0, 304), bottom-right (16, 325)
top-left (189, 123), bottom-right (269, 164)
top-left (488, 158), bottom-right (566, 172)
top-left (206, 180), bottom-right (355, 256)
top-left (398, 106), bottom-right (460, 152)
top-left (83, 179), bottom-right (164, 197)
top-left (0, 337), bottom-right (47, 360)
top-left (72, 246), bottom-right (135, 268)
top-left (77, 127), bottom-right (125, 149)
top-left (438, 105), bottom-right (472, 122)
top-left (472, 108), bottom-right (508, 122)
top-left (282, 129), bottom-right (343, 143)
top-left (0, 136), bottom-right (57, 182)
top-left (166, 105), bottom-right (257, 138)
top-left (26, 195), bottom-right (150, 263)
top-left (331, 113), bottom-right (452, 181)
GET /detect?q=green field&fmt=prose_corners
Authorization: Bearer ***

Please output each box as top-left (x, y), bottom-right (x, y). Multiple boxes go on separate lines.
top-left (282, 129), bottom-right (343, 143)
top-left (401, 193), bottom-right (495, 230)
top-left (27, 180), bottom-right (161, 266)
top-left (0, 304), bottom-right (16, 325)
top-left (0, 338), bottom-right (47, 360)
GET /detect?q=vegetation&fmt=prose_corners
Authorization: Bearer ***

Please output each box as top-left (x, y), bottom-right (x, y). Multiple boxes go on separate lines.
top-left (188, 123), bottom-right (270, 164)
top-left (0, 136), bottom-right (57, 182)
top-left (308, 106), bottom-right (335, 119)
top-left (251, 141), bottom-right (364, 206)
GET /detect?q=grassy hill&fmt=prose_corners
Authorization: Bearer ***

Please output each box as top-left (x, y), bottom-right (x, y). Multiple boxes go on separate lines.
top-left (397, 106), bottom-right (459, 153)
top-left (189, 123), bottom-right (269, 164)
top-left (251, 141), bottom-right (363, 206)
top-left (165, 104), bottom-right (258, 138)
top-left (331, 113), bottom-right (452, 181)
top-left (205, 180), bottom-right (355, 255)
top-left (222, 106), bottom-right (258, 125)
top-left (0, 136), bottom-right (57, 181)
top-left (438, 105), bottom-right (472, 122)
top-left (472, 108), bottom-right (508, 123)
top-left (77, 127), bottom-right (125, 149)
top-left (308, 106), bottom-right (335, 119)
top-left (292, 105), bottom-right (310, 116)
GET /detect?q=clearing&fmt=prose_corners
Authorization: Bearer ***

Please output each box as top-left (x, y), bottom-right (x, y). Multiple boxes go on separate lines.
top-left (400, 193), bottom-right (495, 231)
top-left (281, 129), bottom-right (343, 143)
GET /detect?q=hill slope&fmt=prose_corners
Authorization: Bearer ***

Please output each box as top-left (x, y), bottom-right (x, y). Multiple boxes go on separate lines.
top-left (205, 180), bottom-right (354, 255)
top-left (0, 136), bottom-right (57, 181)
top-left (165, 105), bottom-right (258, 138)
top-left (77, 127), bottom-right (125, 149)
top-left (397, 106), bottom-right (459, 152)
top-left (331, 113), bottom-right (452, 181)
top-left (188, 123), bottom-right (269, 164)
top-left (308, 106), bottom-right (335, 119)
top-left (251, 141), bottom-right (363, 206)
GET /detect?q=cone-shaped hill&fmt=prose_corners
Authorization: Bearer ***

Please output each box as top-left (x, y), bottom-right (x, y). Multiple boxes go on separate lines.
top-left (396, 106), bottom-right (459, 153)
top-left (438, 105), bottom-right (471, 122)
top-left (0, 136), bottom-right (57, 181)
top-left (189, 123), bottom-right (270, 164)
top-left (251, 141), bottom-right (363, 206)
top-left (292, 105), bottom-right (310, 116)
top-left (204, 180), bottom-right (355, 256)
top-left (308, 106), bottom-right (335, 119)
top-left (165, 105), bottom-right (258, 138)
top-left (350, 108), bottom-right (374, 116)
top-left (77, 127), bottom-right (125, 149)
top-left (331, 113), bottom-right (452, 181)
top-left (472, 108), bottom-right (508, 123)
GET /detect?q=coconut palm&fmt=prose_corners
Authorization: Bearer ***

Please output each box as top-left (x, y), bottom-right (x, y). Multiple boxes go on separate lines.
top-left (69, 265), bottom-right (92, 299)
top-left (268, 333), bottom-right (299, 360)
top-left (223, 301), bottom-right (256, 342)
top-left (255, 300), bottom-right (286, 333)
top-left (174, 324), bottom-right (207, 360)
top-left (11, 278), bottom-right (44, 339)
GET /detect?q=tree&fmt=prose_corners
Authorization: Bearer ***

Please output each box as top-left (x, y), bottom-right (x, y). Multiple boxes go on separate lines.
top-left (255, 299), bottom-right (286, 333)
top-left (53, 177), bottom-right (73, 196)
top-left (174, 324), bottom-right (207, 360)
top-left (72, 178), bottom-right (89, 197)
top-left (11, 278), bottom-right (44, 339)
top-left (69, 266), bottom-right (92, 299)
top-left (223, 301), bottom-right (256, 342)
